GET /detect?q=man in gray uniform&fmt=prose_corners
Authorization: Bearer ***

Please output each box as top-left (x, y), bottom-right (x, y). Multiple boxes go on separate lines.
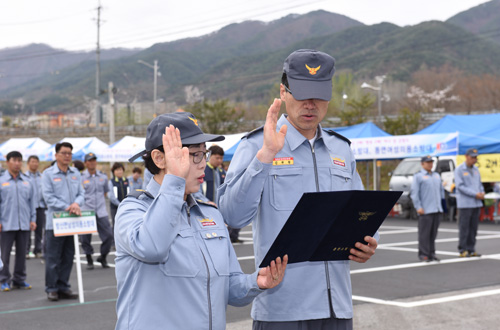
top-left (0, 151), bottom-right (36, 291)
top-left (219, 49), bottom-right (377, 330)
top-left (410, 155), bottom-right (444, 262)
top-left (81, 152), bottom-right (113, 269)
top-left (454, 148), bottom-right (484, 257)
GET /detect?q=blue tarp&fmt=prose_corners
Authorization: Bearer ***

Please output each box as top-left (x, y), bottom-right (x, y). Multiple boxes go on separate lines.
top-left (327, 122), bottom-right (391, 139)
top-left (415, 113), bottom-right (500, 154)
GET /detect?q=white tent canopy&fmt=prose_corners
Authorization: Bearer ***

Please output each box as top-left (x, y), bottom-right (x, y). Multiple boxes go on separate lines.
top-left (39, 137), bottom-right (109, 162)
top-left (103, 136), bottom-right (146, 162)
top-left (0, 137), bottom-right (51, 161)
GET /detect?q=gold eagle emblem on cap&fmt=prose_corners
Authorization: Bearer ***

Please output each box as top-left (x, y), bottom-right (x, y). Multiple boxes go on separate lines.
top-left (359, 211), bottom-right (376, 221)
top-left (188, 117), bottom-right (199, 126)
top-left (305, 64), bottom-right (321, 75)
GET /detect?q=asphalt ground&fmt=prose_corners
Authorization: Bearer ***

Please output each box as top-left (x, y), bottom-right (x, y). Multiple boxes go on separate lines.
top-left (0, 216), bottom-right (499, 329)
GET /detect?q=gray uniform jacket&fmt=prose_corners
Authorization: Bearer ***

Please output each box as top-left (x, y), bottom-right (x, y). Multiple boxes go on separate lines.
top-left (114, 175), bottom-right (263, 330)
top-left (219, 114), bottom-right (366, 321)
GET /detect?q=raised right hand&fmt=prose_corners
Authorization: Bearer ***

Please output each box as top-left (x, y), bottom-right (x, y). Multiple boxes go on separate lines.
top-left (256, 98), bottom-right (287, 163)
top-left (163, 125), bottom-right (190, 179)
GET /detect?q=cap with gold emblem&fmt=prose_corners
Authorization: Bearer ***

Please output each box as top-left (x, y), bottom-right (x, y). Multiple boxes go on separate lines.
top-left (128, 112), bottom-right (224, 162)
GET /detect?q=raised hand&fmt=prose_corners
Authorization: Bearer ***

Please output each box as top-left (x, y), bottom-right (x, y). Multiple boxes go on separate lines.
top-left (256, 98), bottom-right (287, 163)
top-left (257, 254), bottom-right (288, 289)
top-left (163, 125), bottom-right (190, 179)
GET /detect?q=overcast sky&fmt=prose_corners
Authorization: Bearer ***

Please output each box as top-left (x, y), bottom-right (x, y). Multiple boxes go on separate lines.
top-left (0, 0), bottom-right (489, 51)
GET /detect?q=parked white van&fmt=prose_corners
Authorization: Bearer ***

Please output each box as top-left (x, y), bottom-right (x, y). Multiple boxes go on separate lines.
top-left (389, 156), bottom-right (456, 219)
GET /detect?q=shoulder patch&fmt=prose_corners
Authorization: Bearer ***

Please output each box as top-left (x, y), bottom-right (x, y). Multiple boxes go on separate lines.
top-left (196, 199), bottom-right (218, 209)
top-left (243, 125), bottom-right (264, 139)
top-left (322, 129), bottom-right (351, 145)
top-left (127, 189), bottom-right (154, 199)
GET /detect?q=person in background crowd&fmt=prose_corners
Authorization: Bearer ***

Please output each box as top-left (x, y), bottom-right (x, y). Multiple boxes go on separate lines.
top-left (455, 148), bottom-right (484, 257)
top-left (0, 151), bottom-right (36, 291)
top-left (219, 49), bottom-right (377, 329)
top-left (115, 112), bottom-right (287, 329)
top-left (80, 153), bottom-right (113, 269)
top-left (410, 155), bottom-right (445, 262)
top-left (25, 155), bottom-right (47, 260)
top-left (42, 142), bottom-right (84, 301)
top-left (108, 162), bottom-right (130, 229)
top-left (72, 160), bottom-right (85, 173)
top-left (127, 167), bottom-right (143, 191)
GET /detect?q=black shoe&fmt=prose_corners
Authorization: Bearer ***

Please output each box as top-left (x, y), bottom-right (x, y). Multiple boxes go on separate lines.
top-left (97, 255), bottom-right (110, 268)
top-left (419, 256), bottom-right (429, 262)
top-left (86, 254), bottom-right (94, 270)
top-left (431, 257), bottom-right (440, 262)
top-left (231, 238), bottom-right (243, 244)
top-left (469, 252), bottom-right (481, 257)
top-left (59, 290), bottom-right (78, 299)
top-left (47, 292), bottom-right (59, 301)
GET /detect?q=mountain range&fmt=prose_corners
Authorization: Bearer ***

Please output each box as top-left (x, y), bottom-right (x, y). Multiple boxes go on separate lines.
top-left (1, 0), bottom-right (499, 113)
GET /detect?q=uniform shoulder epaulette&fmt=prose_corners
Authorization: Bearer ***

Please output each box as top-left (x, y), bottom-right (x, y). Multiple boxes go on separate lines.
top-left (322, 129), bottom-right (351, 145)
top-left (196, 199), bottom-right (218, 209)
top-left (127, 189), bottom-right (154, 199)
top-left (243, 125), bottom-right (264, 139)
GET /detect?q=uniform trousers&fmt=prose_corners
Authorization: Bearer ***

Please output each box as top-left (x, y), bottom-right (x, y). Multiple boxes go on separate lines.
top-left (27, 207), bottom-right (46, 255)
top-left (418, 212), bottom-right (441, 259)
top-left (45, 230), bottom-right (74, 293)
top-left (253, 317), bottom-right (353, 330)
top-left (0, 231), bottom-right (30, 284)
top-left (458, 207), bottom-right (481, 253)
top-left (80, 216), bottom-right (113, 256)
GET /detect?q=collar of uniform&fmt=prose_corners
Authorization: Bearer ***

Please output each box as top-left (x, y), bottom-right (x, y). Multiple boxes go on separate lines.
top-left (26, 171), bottom-right (40, 178)
top-left (280, 114), bottom-right (323, 151)
top-left (206, 162), bottom-right (216, 170)
top-left (55, 164), bottom-right (76, 174)
top-left (420, 169), bottom-right (431, 175)
top-left (145, 175), bottom-right (161, 197)
top-left (6, 171), bottom-right (24, 181)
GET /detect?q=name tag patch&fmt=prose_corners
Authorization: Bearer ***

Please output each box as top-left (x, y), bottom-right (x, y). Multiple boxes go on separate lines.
top-left (273, 157), bottom-right (294, 166)
top-left (332, 157), bottom-right (346, 167)
top-left (53, 178), bottom-right (62, 182)
top-left (199, 218), bottom-right (216, 227)
top-left (1, 182), bottom-right (10, 187)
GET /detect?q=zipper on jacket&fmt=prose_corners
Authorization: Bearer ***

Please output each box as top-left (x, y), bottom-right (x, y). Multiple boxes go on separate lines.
top-left (188, 206), bottom-right (212, 330)
top-left (15, 177), bottom-right (21, 229)
top-left (310, 143), bottom-right (335, 318)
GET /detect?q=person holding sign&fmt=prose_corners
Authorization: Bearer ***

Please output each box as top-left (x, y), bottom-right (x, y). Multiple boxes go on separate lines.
top-left (42, 142), bottom-right (85, 301)
top-left (0, 151), bottom-right (36, 291)
top-left (218, 49), bottom-right (377, 329)
top-left (115, 112), bottom-right (287, 329)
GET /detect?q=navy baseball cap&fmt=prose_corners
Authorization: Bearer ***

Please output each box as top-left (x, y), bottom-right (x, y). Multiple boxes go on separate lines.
top-left (128, 112), bottom-right (225, 162)
top-left (283, 49), bottom-right (336, 101)
top-left (421, 155), bottom-right (434, 162)
top-left (84, 153), bottom-right (97, 161)
top-left (465, 148), bottom-right (478, 157)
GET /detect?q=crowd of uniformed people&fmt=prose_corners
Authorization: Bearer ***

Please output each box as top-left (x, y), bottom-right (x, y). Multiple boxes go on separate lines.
top-left (0, 49), bottom-right (493, 330)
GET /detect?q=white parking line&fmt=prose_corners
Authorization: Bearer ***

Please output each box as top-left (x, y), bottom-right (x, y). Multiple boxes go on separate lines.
top-left (353, 288), bottom-right (500, 308)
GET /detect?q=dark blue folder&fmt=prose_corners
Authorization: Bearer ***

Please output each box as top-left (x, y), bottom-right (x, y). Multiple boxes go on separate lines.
top-left (259, 190), bottom-right (403, 267)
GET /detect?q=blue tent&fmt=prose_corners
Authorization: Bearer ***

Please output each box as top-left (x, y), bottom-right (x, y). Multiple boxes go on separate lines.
top-left (415, 113), bottom-right (500, 154)
top-left (326, 122), bottom-right (392, 139)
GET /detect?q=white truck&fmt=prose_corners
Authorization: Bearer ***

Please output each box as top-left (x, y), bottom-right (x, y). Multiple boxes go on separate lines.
top-left (388, 156), bottom-right (456, 219)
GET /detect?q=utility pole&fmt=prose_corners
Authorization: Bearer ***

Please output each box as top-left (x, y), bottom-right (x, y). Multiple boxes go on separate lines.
top-left (108, 81), bottom-right (116, 144)
top-left (137, 59), bottom-right (160, 117)
top-left (95, 1), bottom-right (102, 127)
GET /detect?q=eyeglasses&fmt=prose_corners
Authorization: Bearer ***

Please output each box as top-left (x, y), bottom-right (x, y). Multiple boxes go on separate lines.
top-left (58, 152), bottom-right (72, 156)
top-left (284, 85), bottom-right (293, 95)
top-left (189, 150), bottom-right (211, 164)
